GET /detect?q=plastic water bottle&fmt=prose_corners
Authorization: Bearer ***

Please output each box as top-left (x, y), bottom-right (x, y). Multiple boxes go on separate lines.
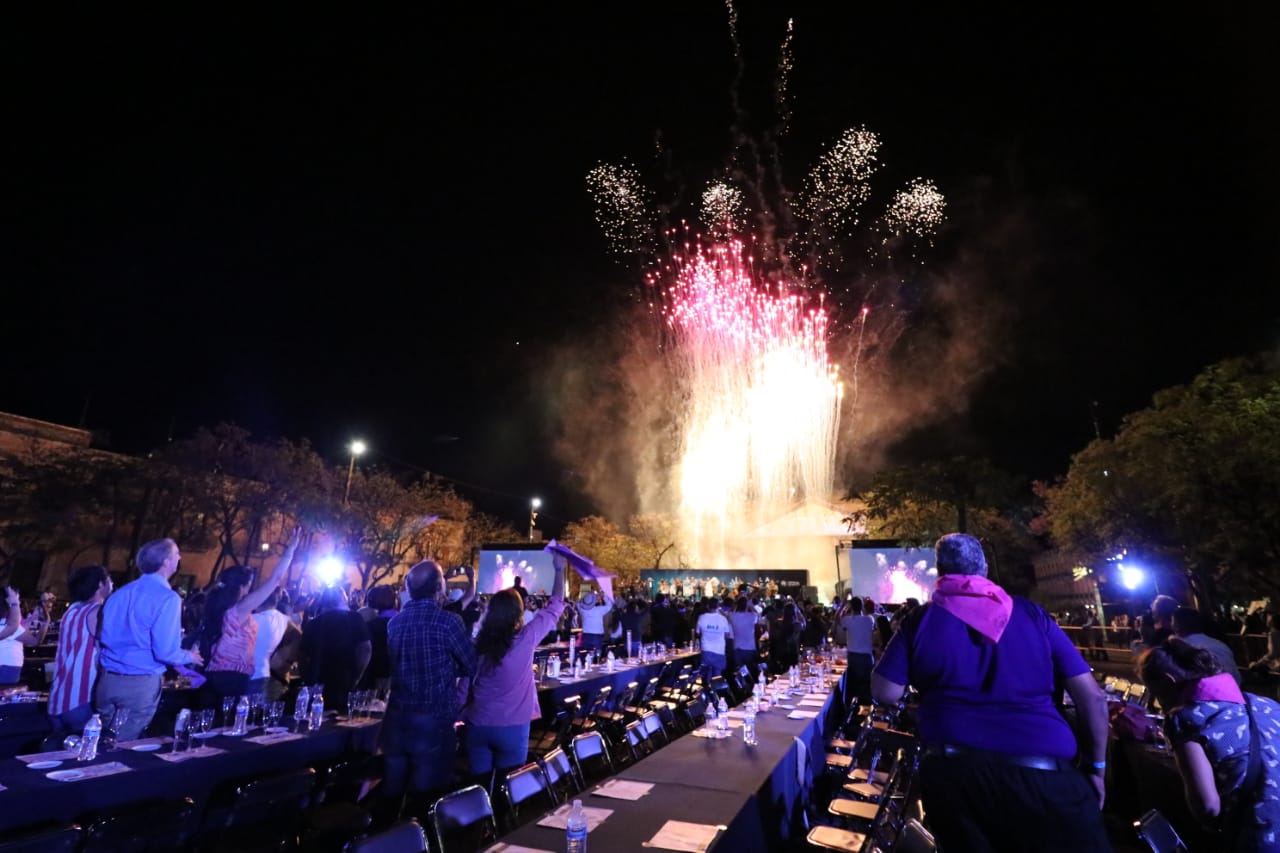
top-left (606, 650), bottom-right (615, 672)
top-left (294, 686), bottom-right (310, 730)
top-left (716, 697), bottom-right (729, 732)
top-left (743, 700), bottom-right (757, 746)
top-left (705, 697), bottom-right (718, 730)
top-left (173, 708), bottom-right (191, 752)
top-left (80, 713), bottom-right (102, 761)
top-left (310, 695), bottom-right (325, 730)
top-left (233, 695), bottom-right (250, 735)
top-left (565, 799), bottom-right (588, 853)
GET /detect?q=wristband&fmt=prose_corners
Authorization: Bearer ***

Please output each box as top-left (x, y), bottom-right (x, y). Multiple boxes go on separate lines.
top-left (1091, 760), bottom-right (1107, 770)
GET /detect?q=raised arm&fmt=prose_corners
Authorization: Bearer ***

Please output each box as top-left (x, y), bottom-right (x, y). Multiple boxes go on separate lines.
top-left (0, 589), bottom-right (23, 641)
top-left (458, 565), bottom-right (479, 608)
top-left (549, 554), bottom-right (566, 603)
top-left (236, 528), bottom-right (299, 618)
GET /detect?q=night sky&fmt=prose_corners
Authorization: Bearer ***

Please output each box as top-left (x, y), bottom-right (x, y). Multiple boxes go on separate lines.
top-left (7, 6), bottom-right (1278, 532)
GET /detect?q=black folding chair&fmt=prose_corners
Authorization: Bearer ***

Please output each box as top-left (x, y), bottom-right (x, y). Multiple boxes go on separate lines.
top-left (568, 730), bottom-right (614, 786)
top-left (538, 745), bottom-right (580, 802)
top-left (343, 819), bottom-right (427, 853)
top-left (427, 785), bottom-right (497, 853)
top-left (0, 824), bottom-right (82, 853)
top-left (82, 798), bottom-right (197, 853)
top-left (1133, 809), bottom-right (1188, 853)
top-left (498, 762), bottom-right (555, 831)
top-left (202, 767), bottom-right (317, 853)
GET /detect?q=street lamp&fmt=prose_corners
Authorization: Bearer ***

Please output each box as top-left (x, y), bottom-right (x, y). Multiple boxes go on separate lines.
top-left (529, 497), bottom-right (542, 541)
top-left (344, 439), bottom-right (367, 506)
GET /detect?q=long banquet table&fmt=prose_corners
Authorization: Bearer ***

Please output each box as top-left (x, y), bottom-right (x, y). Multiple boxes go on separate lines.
top-left (534, 650), bottom-right (701, 721)
top-left (493, 672), bottom-right (841, 852)
top-left (0, 717), bottom-right (381, 835)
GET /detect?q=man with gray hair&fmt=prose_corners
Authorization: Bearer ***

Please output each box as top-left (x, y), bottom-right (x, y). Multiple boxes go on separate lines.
top-left (872, 533), bottom-right (1112, 851)
top-left (97, 538), bottom-right (203, 740)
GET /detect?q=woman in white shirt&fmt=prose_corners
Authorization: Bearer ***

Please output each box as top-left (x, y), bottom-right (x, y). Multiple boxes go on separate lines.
top-left (1, 586), bottom-right (44, 685)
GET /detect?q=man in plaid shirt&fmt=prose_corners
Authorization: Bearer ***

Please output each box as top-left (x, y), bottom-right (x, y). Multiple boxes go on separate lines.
top-left (381, 559), bottom-right (477, 814)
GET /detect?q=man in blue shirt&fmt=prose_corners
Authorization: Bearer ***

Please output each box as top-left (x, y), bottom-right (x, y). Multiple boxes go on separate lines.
top-left (97, 538), bottom-right (202, 740)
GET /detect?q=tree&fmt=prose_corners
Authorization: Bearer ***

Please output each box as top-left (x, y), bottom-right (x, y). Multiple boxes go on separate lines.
top-left (863, 457), bottom-right (1036, 593)
top-left (458, 512), bottom-right (522, 566)
top-left (561, 515), bottom-right (647, 594)
top-left (339, 472), bottom-right (471, 591)
top-left (1037, 353), bottom-right (1280, 605)
top-left (627, 513), bottom-right (685, 569)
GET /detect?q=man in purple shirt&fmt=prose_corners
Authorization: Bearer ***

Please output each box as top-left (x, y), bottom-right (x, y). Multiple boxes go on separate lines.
top-left (872, 533), bottom-right (1111, 852)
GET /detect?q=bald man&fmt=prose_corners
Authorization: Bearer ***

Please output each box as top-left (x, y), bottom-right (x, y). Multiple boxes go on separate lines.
top-left (381, 560), bottom-right (477, 813)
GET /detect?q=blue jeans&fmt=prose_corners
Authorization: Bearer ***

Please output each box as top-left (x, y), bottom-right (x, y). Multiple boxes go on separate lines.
top-left (380, 709), bottom-right (458, 796)
top-left (702, 650), bottom-right (727, 677)
top-left (466, 722), bottom-right (531, 774)
top-left (0, 665), bottom-right (20, 685)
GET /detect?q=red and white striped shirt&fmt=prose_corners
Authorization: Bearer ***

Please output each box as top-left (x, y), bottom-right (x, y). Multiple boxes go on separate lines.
top-left (48, 600), bottom-right (102, 716)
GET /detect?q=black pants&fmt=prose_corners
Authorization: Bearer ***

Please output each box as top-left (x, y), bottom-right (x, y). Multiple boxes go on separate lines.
top-left (844, 652), bottom-right (873, 705)
top-left (920, 752), bottom-right (1111, 853)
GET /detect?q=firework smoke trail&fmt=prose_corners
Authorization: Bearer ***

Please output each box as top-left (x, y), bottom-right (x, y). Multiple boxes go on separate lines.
top-left (652, 238), bottom-right (842, 558)
top-left (775, 19), bottom-right (795, 136)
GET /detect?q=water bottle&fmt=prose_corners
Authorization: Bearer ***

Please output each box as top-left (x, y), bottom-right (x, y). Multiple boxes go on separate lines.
top-left (80, 713), bottom-right (102, 761)
top-left (173, 708), bottom-right (191, 752)
top-left (743, 700), bottom-right (757, 746)
top-left (565, 798), bottom-right (588, 853)
top-left (294, 686), bottom-right (310, 730)
top-left (310, 695), bottom-right (325, 730)
top-left (233, 695), bottom-right (250, 735)
top-left (705, 697), bottom-right (718, 730)
top-left (716, 697), bottom-right (729, 732)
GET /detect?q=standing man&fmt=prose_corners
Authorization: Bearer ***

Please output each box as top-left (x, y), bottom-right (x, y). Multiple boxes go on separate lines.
top-left (696, 600), bottom-right (733, 677)
top-left (872, 534), bottom-right (1111, 852)
top-left (97, 539), bottom-right (203, 740)
top-left (842, 598), bottom-right (880, 705)
top-left (382, 560), bottom-right (477, 816)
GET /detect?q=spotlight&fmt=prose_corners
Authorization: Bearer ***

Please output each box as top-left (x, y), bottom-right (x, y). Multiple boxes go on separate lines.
top-left (316, 556), bottom-right (345, 587)
top-left (1119, 564), bottom-right (1144, 591)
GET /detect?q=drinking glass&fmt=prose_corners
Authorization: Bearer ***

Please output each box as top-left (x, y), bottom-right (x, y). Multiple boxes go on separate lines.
top-left (220, 696), bottom-right (237, 729)
top-left (250, 694), bottom-right (266, 728)
top-left (346, 691), bottom-right (357, 721)
top-left (266, 701), bottom-right (284, 729)
top-left (102, 708), bottom-right (129, 750)
top-left (63, 734), bottom-right (83, 754)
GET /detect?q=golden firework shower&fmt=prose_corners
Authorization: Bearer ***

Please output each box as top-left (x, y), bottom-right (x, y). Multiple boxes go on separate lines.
top-left (579, 9), bottom-right (946, 568)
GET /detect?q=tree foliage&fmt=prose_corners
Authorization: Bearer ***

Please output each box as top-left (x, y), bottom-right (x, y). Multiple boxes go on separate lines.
top-left (1036, 353), bottom-right (1280, 603)
top-left (863, 457), bottom-right (1037, 593)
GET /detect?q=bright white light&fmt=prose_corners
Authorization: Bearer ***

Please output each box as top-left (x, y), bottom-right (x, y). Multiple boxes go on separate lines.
top-left (260, 542), bottom-right (271, 552)
top-left (350, 440), bottom-right (367, 456)
top-left (1120, 565), bottom-right (1144, 590)
top-left (531, 497), bottom-right (542, 510)
top-left (316, 556), bottom-right (345, 587)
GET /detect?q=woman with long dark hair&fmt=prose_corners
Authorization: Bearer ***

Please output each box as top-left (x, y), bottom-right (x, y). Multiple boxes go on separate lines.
top-left (1138, 638), bottom-right (1280, 850)
top-left (463, 554), bottom-right (565, 774)
top-left (198, 529), bottom-right (298, 705)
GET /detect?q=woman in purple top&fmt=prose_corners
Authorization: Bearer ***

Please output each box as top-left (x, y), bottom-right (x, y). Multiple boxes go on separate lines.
top-left (463, 555), bottom-right (565, 773)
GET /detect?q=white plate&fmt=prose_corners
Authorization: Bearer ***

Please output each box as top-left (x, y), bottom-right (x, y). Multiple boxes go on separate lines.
top-left (192, 731), bottom-right (219, 739)
top-left (47, 769), bottom-right (86, 781)
top-left (131, 743), bottom-right (162, 752)
top-left (264, 726), bottom-right (289, 734)
top-left (28, 760), bottom-right (62, 770)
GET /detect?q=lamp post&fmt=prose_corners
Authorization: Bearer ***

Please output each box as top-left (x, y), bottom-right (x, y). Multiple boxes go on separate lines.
top-left (344, 439), bottom-right (367, 506)
top-left (529, 497), bottom-right (542, 542)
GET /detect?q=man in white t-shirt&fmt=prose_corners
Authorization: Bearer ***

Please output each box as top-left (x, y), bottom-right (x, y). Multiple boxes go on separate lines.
top-left (249, 590), bottom-right (291, 701)
top-left (696, 602), bottom-right (734, 676)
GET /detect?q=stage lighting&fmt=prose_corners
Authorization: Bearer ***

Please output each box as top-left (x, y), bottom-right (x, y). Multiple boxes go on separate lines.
top-left (1119, 564), bottom-right (1144, 590)
top-left (316, 556), bottom-right (345, 587)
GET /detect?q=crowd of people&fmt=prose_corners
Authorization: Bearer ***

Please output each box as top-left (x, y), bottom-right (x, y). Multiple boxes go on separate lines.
top-left (6, 530), bottom-right (1280, 849)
